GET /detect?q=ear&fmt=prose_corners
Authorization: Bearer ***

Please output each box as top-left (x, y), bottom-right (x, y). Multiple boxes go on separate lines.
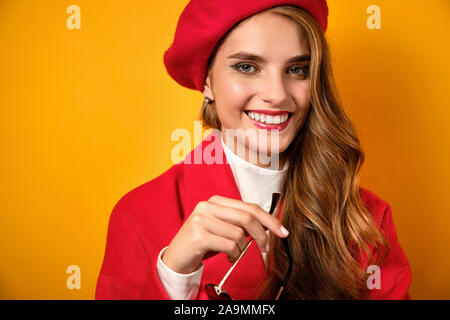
top-left (202, 70), bottom-right (214, 100)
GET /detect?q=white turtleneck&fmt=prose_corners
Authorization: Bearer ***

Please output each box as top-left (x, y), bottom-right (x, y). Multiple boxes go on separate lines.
top-left (156, 132), bottom-right (287, 300)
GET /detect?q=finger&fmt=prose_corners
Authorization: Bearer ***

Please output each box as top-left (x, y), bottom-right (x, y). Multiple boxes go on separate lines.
top-left (201, 214), bottom-right (248, 253)
top-left (202, 201), bottom-right (270, 253)
top-left (208, 195), bottom-right (289, 238)
top-left (204, 232), bottom-right (242, 262)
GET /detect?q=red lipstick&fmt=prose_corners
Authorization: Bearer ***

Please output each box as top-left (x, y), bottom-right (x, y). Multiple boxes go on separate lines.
top-left (244, 110), bottom-right (292, 131)
top-left (245, 109), bottom-right (290, 116)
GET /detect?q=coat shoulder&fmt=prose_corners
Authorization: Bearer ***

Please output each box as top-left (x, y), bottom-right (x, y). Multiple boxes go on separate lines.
top-left (110, 163), bottom-right (185, 222)
top-left (358, 186), bottom-right (391, 229)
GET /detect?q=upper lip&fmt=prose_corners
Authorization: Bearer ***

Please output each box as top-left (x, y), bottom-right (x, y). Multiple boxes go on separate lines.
top-left (244, 109), bottom-right (292, 116)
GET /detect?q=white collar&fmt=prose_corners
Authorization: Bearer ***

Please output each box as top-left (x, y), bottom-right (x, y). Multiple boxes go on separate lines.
top-left (220, 132), bottom-right (287, 212)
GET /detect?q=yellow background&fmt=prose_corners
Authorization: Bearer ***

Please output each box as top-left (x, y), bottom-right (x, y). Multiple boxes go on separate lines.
top-left (0, 0), bottom-right (449, 299)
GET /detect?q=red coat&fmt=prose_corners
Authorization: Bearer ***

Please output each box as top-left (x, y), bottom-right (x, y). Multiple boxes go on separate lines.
top-left (95, 132), bottom-right (412, 300)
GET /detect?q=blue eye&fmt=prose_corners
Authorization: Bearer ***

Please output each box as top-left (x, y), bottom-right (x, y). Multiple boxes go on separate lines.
top-left (231, 63), bottom-right (309, 77)
top-left (289, 66), bottom-right (309, 75)
top-left (233, 63), bottom-right (256, 73)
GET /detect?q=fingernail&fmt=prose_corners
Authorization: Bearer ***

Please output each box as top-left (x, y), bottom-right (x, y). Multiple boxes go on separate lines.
top-left (280, 226), bottom-right (289, 236)
top-left (265, 242), bottom-right (270, 252)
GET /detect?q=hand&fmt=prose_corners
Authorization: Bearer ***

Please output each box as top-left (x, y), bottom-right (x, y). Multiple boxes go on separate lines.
top-left (161, 195), bottom-right (289, 274)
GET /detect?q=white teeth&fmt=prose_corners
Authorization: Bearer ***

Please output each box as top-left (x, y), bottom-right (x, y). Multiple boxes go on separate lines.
top-left (273, 115), bottom-right (280, 124)
top-left (246, 111), bottom-right (290, 125)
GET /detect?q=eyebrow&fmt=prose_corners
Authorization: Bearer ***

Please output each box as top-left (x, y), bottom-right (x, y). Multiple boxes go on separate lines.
top-left (227, 51), bottom-right (310, 63)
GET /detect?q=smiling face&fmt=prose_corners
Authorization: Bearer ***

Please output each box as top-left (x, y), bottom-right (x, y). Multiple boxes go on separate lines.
top-left (203, 11), bottom-right (312, 168)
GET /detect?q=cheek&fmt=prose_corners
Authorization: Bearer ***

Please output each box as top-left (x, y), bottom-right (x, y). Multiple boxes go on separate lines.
top-left (218, 78), bottom-right (253, 105)
top-left (292, 86), bottom-right (311, 121)
top-left (277, 86), bottom-right (311, 151)
top-left (294, 83), bottom-right (311, 109)
top-left (214, 80), bottom-right (254, 128)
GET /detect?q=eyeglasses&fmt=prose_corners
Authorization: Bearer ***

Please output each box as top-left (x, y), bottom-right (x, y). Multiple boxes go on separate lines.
top-left (205, 192), bottom-right (293, 300)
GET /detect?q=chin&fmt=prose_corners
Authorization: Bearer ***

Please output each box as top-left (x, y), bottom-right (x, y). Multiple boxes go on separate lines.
top-left (247, 138), bottom-right (289, 156)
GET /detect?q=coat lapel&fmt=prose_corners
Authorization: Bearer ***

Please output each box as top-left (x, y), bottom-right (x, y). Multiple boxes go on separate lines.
top-left (180, 130), bottom-right (268, 299)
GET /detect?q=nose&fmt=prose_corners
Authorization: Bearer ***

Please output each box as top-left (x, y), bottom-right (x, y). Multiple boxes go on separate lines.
top-left (260, 70), bottom-right (289, 105)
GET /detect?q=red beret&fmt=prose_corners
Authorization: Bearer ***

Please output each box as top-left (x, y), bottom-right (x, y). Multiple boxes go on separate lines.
top-left (163, 0), bottom-right (328, 92)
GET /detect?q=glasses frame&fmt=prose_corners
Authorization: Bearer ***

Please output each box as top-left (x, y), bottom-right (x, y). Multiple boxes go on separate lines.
top-left (205, 193), bottom-right (293, 300)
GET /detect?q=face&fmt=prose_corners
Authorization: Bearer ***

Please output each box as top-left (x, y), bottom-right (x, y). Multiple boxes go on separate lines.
top-left (203, 11), bottom-right (312, 168)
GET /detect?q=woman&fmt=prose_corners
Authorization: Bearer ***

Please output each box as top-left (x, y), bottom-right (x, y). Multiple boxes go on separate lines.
top-left (96, 0), bottom-right (412, 300)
